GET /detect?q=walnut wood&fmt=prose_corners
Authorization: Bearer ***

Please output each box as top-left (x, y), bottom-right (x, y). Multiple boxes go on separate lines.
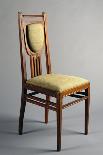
top-left (30, 56), bottom-right (35, 78)
top-left (26, 94), bottom-right (56, 107)
top-left (56, 94), bottom-right (62, 151)
top-left (85, 86), bottom-right (90, 135)
top-left (61, 84), bottom-right (89, 97)
top-left (30, 55), bottom-right (42, 78)
top-left (62, 96), bottom-right (88, 109)
top-left (45, 96), bottom-right (50, 123)
top-left (26, 94), bottom-right (88, 111)
top-left (43, 12), bottom-right (51, 74)
top-left (18, 12), bottom-right (27, 83)
top-left (38, 56), bottom-right (42, 75)
top-left (19, 88), bottom-right (27, 135)
top-left (18, 12), bottom-right (90, 151)
top-left (26, 98), bottom-right (56, 111)
top-left (33, 57), bottom-right (37, 76)
top-left (36, 56), bottom-right (42, 76)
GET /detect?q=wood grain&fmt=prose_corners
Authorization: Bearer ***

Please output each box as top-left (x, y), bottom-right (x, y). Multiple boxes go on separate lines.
top-left (18, 12), bottom-right (90, 151)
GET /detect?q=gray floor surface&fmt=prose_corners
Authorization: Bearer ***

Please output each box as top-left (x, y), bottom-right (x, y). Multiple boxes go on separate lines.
top-left (0, 105), bottom-right (103, 155)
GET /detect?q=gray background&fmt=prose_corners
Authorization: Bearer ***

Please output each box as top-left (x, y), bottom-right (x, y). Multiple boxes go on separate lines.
top-left (0, 0), bottom-right (103, 154)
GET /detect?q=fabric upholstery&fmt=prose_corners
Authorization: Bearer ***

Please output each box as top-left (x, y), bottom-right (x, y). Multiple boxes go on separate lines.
top-left (26, 73), bottom-right (90, 92)
top-left (26, 23), bottom-right (44, 53)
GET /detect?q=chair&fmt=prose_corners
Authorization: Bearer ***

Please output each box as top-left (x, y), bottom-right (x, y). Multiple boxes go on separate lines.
top-left (18, 12), bottom-right (90, 151)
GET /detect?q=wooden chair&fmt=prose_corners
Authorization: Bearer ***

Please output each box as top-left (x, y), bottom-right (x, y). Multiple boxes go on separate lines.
top-left (18, 12), bottom-right (90, 151)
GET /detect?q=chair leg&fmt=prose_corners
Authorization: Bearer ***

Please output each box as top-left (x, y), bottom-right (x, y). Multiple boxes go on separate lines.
top-left (45, 96), bottom-right (50, 124)
top-left (19, 88), bottom-right (27, 135)
top-left (85, 87), bottom-right (90, 135)
top-left (56, 95), bottom-right (62, 151)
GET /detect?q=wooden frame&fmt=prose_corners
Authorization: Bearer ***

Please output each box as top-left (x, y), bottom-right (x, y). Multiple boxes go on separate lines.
top-left (18, 12), bottom-right (90, 151)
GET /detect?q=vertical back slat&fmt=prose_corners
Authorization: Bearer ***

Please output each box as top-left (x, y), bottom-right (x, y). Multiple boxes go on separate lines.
top-left (30, 56), bottom-right (34, 78)
top-left (38, 56), bottom-right (42, 75)
top-left (30, 55), bottom-right (42, 78)
top-left (36, 58), bottom-right (39, 76)
top-left (33, 57), bottom-right (37, 77)
top-left (36, 56), bottom-right (42, 76)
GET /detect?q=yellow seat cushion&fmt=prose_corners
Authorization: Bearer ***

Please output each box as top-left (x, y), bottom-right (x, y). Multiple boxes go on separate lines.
top-left (26, 74), bottom-right (90, 92)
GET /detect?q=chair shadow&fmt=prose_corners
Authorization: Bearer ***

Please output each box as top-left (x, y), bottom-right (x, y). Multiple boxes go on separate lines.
top-left (0, 114), bottom-right (89, 154)
top-left (0, 114), bottom-right (84, 136)
top-left (0, 115), bottom-right (45, 135)
top-left (22, 126), bottom-right (84, 136)
top-left (0, 144), bottom-right (57, 154)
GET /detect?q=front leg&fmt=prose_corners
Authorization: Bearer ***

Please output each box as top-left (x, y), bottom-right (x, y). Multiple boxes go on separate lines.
top-left (85, 86), bottom-right (90, 135)
top-left (56, 94), bottom-right (62, 151)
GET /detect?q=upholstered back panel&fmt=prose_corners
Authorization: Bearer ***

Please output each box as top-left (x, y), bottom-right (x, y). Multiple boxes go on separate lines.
top-left (26, 23), bottom-right (44, 53)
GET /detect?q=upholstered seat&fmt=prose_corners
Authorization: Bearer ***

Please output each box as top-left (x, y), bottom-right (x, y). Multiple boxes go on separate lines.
top-left (26, 73), bottom-right (89, 92)
top-left (18, 12), bottom-right (90, 152)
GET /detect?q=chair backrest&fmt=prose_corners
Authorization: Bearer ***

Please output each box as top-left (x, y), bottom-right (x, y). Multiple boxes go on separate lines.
top-left (18, 12), bottom-right (51, 84)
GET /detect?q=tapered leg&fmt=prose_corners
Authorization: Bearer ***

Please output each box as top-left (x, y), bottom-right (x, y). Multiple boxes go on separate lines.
top-left (85, 86), bottom-right (90, 135)
top-left (19, 88), bottom-right (27, 135)
top-left (56, 95), bottom-right (62, 151)
top-left (45, 96), bottom-right (50, 124)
